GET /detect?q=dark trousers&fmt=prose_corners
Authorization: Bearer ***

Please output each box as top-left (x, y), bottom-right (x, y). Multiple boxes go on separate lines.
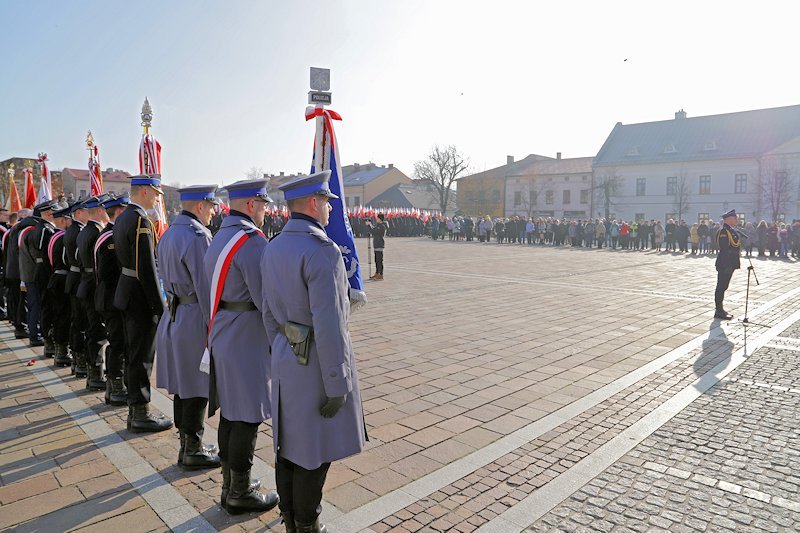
top-left (50, 283), bottom-right (71, 345)
top-left (69, 294), bottom-right (87, 355)
top-left (103, 309), bottom-right (126, 381)
top-left (174, 396), bottom-right (208, 440)
top-left (715, 268), bottom-right (735, 310)
top-left (218, 416), bottom-right (259, 471)
top-left (40, 281), bottom-right (54, 341)
top-left (275, 455), bottom-right (330, 523)
top-left (123, 310), bottom-right (157, 405)
top-left (26, 283), bottom-right (42, 341)
top-left (7, 282), bottom-right (19, 328)
top-left (374, 250), bottom-right (383, 275)
top-left (83, 294), bottom-right (106, 367)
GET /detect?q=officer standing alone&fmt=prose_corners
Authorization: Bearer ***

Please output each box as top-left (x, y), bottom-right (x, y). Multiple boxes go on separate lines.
top-left (714, 209), bottom-right (741, 320)
top-left (261, 171), bottom-right (366, 533)
top-left (366, 213), bottom-right (386, 281)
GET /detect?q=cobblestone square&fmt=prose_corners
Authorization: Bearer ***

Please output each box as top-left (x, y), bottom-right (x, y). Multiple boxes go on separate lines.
top-left (2, 237), bottom-right (800, 531)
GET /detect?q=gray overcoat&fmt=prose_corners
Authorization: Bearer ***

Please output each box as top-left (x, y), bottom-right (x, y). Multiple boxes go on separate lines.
top-left (260, 217), bottom-right (366, 471)
top-left (203, 214), bottom-right (271, 423)
top-left (155, 214), bottom-right (212, 399)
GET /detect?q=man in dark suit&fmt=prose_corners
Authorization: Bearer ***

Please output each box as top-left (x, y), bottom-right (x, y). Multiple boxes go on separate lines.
top-left (113, 174), bottom-right (172, 433)
top-left (714, 209), bottom-right (742, 320)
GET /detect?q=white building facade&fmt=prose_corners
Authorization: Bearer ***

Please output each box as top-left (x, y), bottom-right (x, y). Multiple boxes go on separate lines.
top-left (593, 106), bottom-right (800, 224)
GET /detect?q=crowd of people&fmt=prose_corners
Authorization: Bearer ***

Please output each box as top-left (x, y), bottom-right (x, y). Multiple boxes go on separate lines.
top-left (421, 215), bottom-right (800, 258)
top-left (1, 171), bottom-right (363, 532)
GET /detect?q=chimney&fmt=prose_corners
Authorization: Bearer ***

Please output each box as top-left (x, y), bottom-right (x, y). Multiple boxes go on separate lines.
top-left (280, 171), bottom-right (284, 176)
top-left (388, 163), bottom-right (394, 169)
top-left (556, 152), bottom-right (562, 160)
top-left (675, 109), bottom-right (687, 120)
top-left (507, 155), bottom-right (514, 165)
top-left (354, 163), bottom-right (360, 169)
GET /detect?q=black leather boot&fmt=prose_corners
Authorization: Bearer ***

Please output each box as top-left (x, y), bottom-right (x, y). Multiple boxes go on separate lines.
top-left (129, 404), bottom-right (173, 433)
top-left (73, 350), bottom-right (87, 378)
top-left (295, 518), bottom-right (327, 533)
top-left (178, 430), bottom-right (186, 464)
top-left (86, 363), bottom-right (106, 390)
top-left (225, 469), bottom-right (279, 515)
top-left (219, 461), bottom-right (262, 509)
top-left (183, 433), bottom-right (221, 470)
top-left (54, 344), bottom-right (71, 367)
top-left (105, 377), bottom-right (127, 406)
top-left (281, 512), bottom-right (297, 533)
top-left (14, 327), bottom-right (28, 339)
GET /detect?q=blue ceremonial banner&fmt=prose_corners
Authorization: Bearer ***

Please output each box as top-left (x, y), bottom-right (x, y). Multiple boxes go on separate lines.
top-left (306, 105), bottom-right (367, 309)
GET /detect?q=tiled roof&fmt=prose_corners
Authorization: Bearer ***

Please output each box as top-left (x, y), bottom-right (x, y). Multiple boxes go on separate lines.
top-left (460, 154), bottom-right (553, 181)
top-left (368, 182), bottom-right (450, 212)
top-left (515, 156), bottom-right (594, 176)
top-left (342, 164), bottom-right (391, 186)
top-left (63, 168), bottom-right (132, 182)
top-left (594, 104), bottom-right (800, 166)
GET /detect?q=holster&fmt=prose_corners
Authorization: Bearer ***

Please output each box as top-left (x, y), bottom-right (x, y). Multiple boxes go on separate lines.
top-left (280, 321), bottom-right (313, 366)
top-left (167, 294), bottom-right (178, 322)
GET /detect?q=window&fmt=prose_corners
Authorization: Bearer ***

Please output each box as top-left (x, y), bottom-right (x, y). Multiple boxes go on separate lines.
top-left (80, 189), bottom-right (87, 198)
top-left (563, 190), bottom-right (570, 204)
top-left (529, 190), bottom-right (537, 205)
top-left (514, 191), bottom-right (522, 206)
top-left (734, 174), bottom-right (747, 194)
top-left (666, 176), bottom-right (677, 195)
top-left (353, 196), bottom-right (360, 205)
top-left (545, 190), bottom-right (554, 204)
top-left (699, 176), bottom-right (711, 195)
top-left (492, 190), bottom-right (500, 203)
top-left (704, 140), bottom-right (717, 151)
top-left (478, 190), bottom-right (485, 201)
top-left (635, 213), bottom-right (645, 222)
top-left (580, 189), bottom-right (589, 204)
top-left (626, 146), bottom-right (640, 157)
top-left (777, 213), bottom-right (786, 222)
top-left (737, 213), bottom-right (746, 225)
top-left (466, 191), bottom-right (474, 202)
top-left (636, 178), bottom-right (646, 196)
top-left (698, 213), bottom-right (710, 223)
top-left (663, 144), bottom-right (677, 154)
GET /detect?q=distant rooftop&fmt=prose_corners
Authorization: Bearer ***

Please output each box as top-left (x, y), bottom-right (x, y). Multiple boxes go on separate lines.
top-left (595, 104), bottom-right (800, 166)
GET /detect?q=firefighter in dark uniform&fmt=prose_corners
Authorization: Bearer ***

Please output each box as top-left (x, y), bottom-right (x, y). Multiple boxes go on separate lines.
top-left (95, 194), bottom-right (129, 405)
top-left (27, 199), bottom-right (60, 353)
top-left (0, 207), bottom-right (10, 320)
top-left (714, 209), bottom-right (741, 320)
top-left (6, 209), bottom-right (36, 340)
top-left (49, 206), bottom-right (73, 367)
top-left (113, 174), bottom-right (173, 433)
top-left (77, 194), bottom-right (111, 390)
top-left (65, 201), bottom-right (90, 376)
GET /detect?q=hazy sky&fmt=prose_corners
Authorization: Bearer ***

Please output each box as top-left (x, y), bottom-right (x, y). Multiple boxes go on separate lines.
top-left (2, 1), bottom-right (798, 186)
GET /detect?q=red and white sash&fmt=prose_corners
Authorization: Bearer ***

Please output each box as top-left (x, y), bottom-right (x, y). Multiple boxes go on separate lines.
top-left (94, 230), bottom-right (114, 268)
top-left (1, 225), bottom-right (11, 251)
top-left (200, 221), bottom-right (264, 372)
top-left (18, 226), bottom-right (35, 249)
top-left (48, 230), bottom-right (65, 269)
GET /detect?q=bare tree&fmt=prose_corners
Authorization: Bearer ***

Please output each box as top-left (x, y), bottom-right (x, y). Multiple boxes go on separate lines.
top-left (757, 157), bottom-right (795, 222)
top-left (593, 167), bottom-right (622, 220)
top-left (414, 145), bottom-right (469, 215)
top-left (245, 166), bottom-right (266, 180)
top-left (672, 169), bottom-right (691, 221)
top-left (518, 179), bottom-right (547, 219)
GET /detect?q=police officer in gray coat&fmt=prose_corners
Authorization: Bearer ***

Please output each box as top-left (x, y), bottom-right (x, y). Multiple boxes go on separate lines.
top-left (261, 171), bottom-right (367, 533)
top-left (156, 185), bottom-right (221, 470)
top-left (204, 179), bottom-right (279, 514)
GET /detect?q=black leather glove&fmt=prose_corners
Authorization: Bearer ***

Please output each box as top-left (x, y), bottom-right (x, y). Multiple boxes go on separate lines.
top-left (320, 395), bottom-right (347, 418)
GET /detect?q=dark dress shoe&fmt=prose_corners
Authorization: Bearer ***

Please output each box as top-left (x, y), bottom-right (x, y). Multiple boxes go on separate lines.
top-left (29, 338), bottom-right (45, 347)
top-left (15, 328), bottom-right (29, 339)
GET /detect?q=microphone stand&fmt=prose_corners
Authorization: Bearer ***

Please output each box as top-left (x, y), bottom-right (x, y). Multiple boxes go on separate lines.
top-left (740, 248), bottom-right (768, 327)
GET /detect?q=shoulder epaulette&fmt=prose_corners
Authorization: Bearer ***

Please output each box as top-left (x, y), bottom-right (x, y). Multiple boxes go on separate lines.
top-left (310, 230), bottom-right (333, 245)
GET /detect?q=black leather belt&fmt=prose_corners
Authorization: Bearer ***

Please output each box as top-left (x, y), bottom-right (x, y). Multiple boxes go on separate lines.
top-left (175, 294), bottom-right (198, 305)
top-left (219, 300), bottom-right (257, 312)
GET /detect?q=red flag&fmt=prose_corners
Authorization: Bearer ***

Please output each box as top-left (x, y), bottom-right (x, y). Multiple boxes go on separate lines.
top-left (23, 168), bottom-right (36, 208)
top-left (8, 176), bottom-right (22, 212)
